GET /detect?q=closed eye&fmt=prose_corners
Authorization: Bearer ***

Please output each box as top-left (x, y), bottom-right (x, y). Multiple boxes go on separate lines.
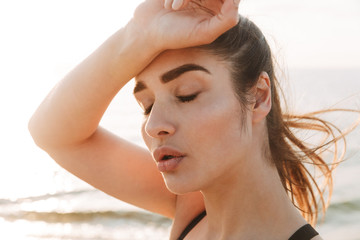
top-left (177, 93), bottom-right (198, 103)
top-left (143, 104), bottom-right (153, 115)
top-left (143, 93), bottom-right (199, 115)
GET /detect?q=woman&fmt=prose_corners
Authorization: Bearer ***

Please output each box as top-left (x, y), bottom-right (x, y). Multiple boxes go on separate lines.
top-left (29, 0), bottom-right (351, 239)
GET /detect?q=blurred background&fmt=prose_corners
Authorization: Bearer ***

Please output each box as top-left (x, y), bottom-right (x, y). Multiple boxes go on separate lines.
top-left (0, 0), bottom-right (359, 239)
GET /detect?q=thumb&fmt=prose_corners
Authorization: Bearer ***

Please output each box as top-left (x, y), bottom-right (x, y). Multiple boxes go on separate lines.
top-left (233, 0), bottom-right (241, 6)
top-left (164, 0), bottom-right (192, 10)
top-left (204, 0), bottom-right (239, 40)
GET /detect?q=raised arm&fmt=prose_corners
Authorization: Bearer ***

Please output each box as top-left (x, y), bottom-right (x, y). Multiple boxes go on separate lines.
top-left (28, 0), bottom-right (240, 218)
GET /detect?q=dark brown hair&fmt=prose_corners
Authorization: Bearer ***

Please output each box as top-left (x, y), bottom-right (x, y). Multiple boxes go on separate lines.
top-left (199, 15), bottom-right (359, 225)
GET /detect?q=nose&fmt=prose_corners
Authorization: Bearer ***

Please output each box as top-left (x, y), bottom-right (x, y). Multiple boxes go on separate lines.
top-left (144, 103), bottom-right (176, 139)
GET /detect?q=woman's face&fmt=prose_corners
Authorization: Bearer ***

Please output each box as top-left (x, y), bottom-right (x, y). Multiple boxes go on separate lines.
top-left (134, 48), bottom-right (253, 194)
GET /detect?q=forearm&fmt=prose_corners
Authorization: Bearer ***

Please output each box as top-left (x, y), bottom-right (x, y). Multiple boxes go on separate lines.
top-left (29, 0), bottom-right (240, 150)
top-left (29, 24), bottom-right (160, 149)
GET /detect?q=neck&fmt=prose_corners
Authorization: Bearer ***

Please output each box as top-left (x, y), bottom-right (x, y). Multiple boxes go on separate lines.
top-left (200, 154), bottom-right (306, 240)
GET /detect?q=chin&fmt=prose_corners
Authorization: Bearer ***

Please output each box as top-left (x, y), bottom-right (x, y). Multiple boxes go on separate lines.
top-left (162, 173), bottom-right (201, 195)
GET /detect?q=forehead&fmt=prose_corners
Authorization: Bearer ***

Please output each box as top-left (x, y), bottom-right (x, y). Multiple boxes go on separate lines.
top-left (135, 48), bottom-right (226, 82)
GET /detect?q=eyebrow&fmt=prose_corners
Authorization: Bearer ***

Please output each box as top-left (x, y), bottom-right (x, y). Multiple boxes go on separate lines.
top-left (133, 63), bottom-right (211, 94)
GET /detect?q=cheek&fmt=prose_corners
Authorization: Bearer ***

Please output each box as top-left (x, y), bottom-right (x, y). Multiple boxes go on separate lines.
top-left (187, 98), bottom-right (246, 156)
top-left (188, 104), bottom-right (251, 182)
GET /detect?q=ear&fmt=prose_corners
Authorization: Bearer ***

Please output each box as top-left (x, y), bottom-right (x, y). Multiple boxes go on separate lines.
top-left (252, 72), bottom-right (272, 124)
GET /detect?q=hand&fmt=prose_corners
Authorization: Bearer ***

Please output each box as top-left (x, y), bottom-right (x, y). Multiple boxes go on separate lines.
top-left (130, 0), bottom-right (240, 51)
top-left (164, 0), bottom-right (240, 11)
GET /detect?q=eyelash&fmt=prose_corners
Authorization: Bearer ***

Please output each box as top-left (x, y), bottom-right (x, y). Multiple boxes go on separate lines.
top-left (177, 94), bottom-right (198, 103)
top-left (143, 93), bottom-right (199, 115)
top-left (144, 105), bottom-right (153, 115)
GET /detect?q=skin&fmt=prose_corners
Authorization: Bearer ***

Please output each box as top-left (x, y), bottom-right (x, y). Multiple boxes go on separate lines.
top-left (135, 48), bottom-right (313, 239)
top-left (28, 0), bottom-right (323, 239)
top-left (135, 48), bottom-right (248, 195)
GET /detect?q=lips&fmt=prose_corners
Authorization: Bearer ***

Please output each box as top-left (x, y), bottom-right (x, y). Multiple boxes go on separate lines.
top-left (153, 146), bottom-right (185, 162)
top-left (153, 146), bottom-right (186, 172)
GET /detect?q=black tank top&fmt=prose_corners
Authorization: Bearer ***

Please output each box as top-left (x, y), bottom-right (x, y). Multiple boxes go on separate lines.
top-left (177, 211), bottom-right (319, 240)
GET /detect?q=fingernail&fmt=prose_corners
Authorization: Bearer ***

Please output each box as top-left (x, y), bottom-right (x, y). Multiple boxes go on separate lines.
top-left (172, 0), bottom-right (183, 10)
top-left (233, 0), bottom-right (240, 5)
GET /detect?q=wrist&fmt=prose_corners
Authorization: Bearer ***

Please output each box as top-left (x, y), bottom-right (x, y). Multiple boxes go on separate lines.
top-left (124, 19), bottom-right (164, 55)
top-left (106, 20), bottom-right (163, 82)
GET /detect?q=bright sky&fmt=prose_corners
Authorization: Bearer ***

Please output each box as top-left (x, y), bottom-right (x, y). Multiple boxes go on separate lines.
top-left (0, 0), bottom-right (359, 199)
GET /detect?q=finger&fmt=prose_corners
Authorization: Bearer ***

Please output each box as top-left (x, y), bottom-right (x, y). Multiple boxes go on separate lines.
top-left (172, 0), bottom-right (184, 10)
top-left (216, 0), bottom-right (239, 27)
top-left (233, 0), bottom-right (241, 6)
top-left (198, 0), bottom-right (239, 42)
top-left (170, 0), bottom-right (191, 10)
top-left (164, 0), bottom-right (173, 9)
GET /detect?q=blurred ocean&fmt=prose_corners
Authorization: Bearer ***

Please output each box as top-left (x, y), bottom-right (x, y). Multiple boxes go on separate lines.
top-left (1, 0), bottom-right (360, 239)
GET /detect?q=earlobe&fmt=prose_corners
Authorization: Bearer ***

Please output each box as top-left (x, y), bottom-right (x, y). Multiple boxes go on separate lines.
top-left (252, 72), bottom-right (272, 123)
